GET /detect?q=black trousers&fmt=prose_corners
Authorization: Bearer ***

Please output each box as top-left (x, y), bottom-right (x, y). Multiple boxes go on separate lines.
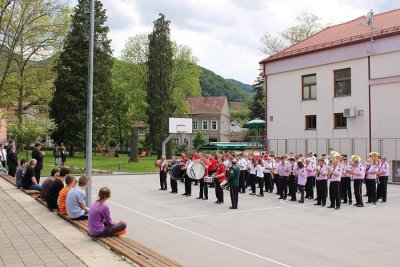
top-left (199, 178), bottom-right (208, 198)
top-left (289, 175), bottom-right (296, 200)
top-left (264, 173), bottom-right (273, 192)
top-left (279, 176), bottom-right (288, 198)
top-left (184, 174), bottom-right (192, 195)
top-left (34, 168), bottom-right (42, 184)
top-left (215, 181), bottom-right (223, 202)
top-left (329, 181), bottom-right (340, 208)
top-left (245, 171), bottom-right (249, 188)
top-left (353, 179), bottom-right (363, 205)
top-left (239, 170), bottom-right (246, 193)
top-left (340, 177), bottom-right (352, 202)
top-left (249, 174), bottom-right (256, 194)
top-left (298, 184), bottom-right (305, 201)
top-left (230, 186), bottom-right (239, 208)
top-left (274, 174), bottom-right (280, 194)
top-left (366, 179), bottom-right (377, 203)
top-left (316, 179), bottom-right (327, 205)
top-left (305, 176), bottom-right (314, 198)
top-left (8, 165), bottom-right (16, 177)
top-left (159, 171), bottom-right (167, 190)
top-left (170, 177), bottom-right (178, 193)
top-left (257, 177), bottom-right (264, 196)
top-left (377, 176), bottom-right (388, 202)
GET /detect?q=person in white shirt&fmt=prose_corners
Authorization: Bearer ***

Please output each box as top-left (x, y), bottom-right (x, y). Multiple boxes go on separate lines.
top-left (255, 159), bottom-right (264, 197)
top-left (0, 144), bottom-right (7, 169)
top-left (237, 154), bottom-right (247, 194)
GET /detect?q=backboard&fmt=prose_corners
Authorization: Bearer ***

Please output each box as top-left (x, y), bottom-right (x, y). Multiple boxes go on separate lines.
top-left (169, 117), bottom-right (192, 134)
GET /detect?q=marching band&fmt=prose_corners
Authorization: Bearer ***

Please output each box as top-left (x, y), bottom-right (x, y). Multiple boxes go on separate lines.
top-left (155, 150), bottom-right (390, 210)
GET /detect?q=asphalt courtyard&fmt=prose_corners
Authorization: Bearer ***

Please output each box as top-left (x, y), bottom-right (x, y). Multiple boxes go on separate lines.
top-left (90, 174), bottom-right (400, 267)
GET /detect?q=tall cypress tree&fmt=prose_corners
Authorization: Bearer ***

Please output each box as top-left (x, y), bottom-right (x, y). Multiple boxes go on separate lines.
top-left (146, 14), bottom-right (173, 157)
top-left (49, 0), bottom-right (113, 154)
top-left (249, 72), bottom-right (265, 120)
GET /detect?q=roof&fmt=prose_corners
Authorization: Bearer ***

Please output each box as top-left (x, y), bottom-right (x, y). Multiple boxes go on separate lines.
top-left (260, 8), bottom-right (400, 64)
top-left (230, 102), bottom-right (247, 110)
top-left (187, 96), bottom-right (227, 115)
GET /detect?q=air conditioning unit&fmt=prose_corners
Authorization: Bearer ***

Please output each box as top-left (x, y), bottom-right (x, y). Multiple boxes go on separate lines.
top-left (343, 108), bottom-right (357, 117)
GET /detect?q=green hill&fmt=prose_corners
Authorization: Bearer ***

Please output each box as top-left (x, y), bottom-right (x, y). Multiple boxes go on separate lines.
top-left (199, 67), bottom-right (252, 103)
top-left (227, 79), bottom-right (253, 95)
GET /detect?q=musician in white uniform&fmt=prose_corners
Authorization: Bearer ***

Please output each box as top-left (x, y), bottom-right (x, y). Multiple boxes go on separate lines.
top-left (237, 154), bottom-right (247, 194)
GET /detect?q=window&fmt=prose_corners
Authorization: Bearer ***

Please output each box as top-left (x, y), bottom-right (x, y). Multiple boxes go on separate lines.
top-left (305, 115), bottom-right (317, 130)
top-left (193, 121), bottom-right (198, 130)
top-left (202, 120), bottom-right (208, 130)
top-left (182, 137), bottom-right (190, 146)
top-left (334, 113), bottom-right (347, 128)
top-left (138, 129), bottom-right (144, 136)
top-left (211, 120), bottom-right (218, 130)
top-left (334, 68), bottom-right (351, 96)
top-left (302, 74), bottom-right (317, 100)
top-left (173, 138), bottom-right (179, 144)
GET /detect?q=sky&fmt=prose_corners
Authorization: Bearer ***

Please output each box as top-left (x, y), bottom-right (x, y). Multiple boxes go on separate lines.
top-left (71, 0), bottom-right (399, 84)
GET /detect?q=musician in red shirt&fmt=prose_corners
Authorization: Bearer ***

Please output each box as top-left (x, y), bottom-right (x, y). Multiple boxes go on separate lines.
top-left (213, 157), bottom-right (226, 204)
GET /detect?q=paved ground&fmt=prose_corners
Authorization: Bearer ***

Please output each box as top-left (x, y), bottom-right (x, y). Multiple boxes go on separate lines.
top-left (90, 174), bottom-right (400, 267)
top-left (0, 178), bottom-right (131, 267)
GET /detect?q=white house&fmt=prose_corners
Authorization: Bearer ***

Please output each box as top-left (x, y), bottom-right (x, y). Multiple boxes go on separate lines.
top-left (260, 8), bottom-right (400, 176)
top-left (230, 120), bottom-right (244, 133)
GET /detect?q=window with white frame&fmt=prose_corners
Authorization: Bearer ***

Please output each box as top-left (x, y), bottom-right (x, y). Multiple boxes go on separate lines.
top-left (193, 121), bottom-right (198, 130)
top-left (182, 137), bottom-right (190, 146)
top-left (173, 138), bottom-right (179, 144)
top-left (202, 120), bottom-right (208, 130)
top-left (138, 129), bottom-right (144, 135)
top-left (211, 120), bottom-right (218, 130)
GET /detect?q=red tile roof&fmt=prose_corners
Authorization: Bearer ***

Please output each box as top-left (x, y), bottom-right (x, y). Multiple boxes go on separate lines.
top-left (230, 102), bottom-right (247, 110)
top-left (261, 8), bottom-right (400, 63)
top-left (187, 96), bottom-right (227, 115)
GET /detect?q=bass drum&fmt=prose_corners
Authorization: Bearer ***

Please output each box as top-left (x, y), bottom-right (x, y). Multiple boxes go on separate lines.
top-left (171, 164), bottom-right (183, 181)
top-left (186, 162), bottom-right (205, 180)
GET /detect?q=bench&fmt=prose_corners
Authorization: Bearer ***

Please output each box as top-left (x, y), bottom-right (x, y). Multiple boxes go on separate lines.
top-left (21, 189), bottom-right (41, 199)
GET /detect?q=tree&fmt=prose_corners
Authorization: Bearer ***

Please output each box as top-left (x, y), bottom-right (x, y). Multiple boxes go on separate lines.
top-left (8, 116), bottom-right (54, 160)
top-left (192, 131), bottom-right (207, 150)
top-left (146, 14), bottom-right (174, 157)
top-left (260, 12), bottom-right (327, 55)
top-left (249, 71), bottom-right (265, 120)
top-left (49, 0), bottom-right (113, 155)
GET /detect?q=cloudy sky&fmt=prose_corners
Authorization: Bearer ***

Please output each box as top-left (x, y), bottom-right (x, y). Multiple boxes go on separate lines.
top-left (72, 0), bottom-right (398, 84)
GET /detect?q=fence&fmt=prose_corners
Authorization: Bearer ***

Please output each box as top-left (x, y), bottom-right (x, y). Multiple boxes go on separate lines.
top-left (266, 138), bottom-right (400, 183)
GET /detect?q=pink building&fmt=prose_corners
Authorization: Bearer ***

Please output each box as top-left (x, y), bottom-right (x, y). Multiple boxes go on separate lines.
top-left (0, 109), bottom-right (7, 144)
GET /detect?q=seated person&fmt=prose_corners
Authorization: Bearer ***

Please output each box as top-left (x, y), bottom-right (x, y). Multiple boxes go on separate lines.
top-left (88, 187), bottom-right (127, 237)
top-left (16, 159), bottom-right (27, 188)
top-left (58, 175), bottom-right (76, 215)
top-left (22, 159), bottom-right (41, 191)
top-left (46, 167), bottom-right (69, 210)
top-left (66, 175), bottom-right (90, 220)
top-left (40, 168), bottom-right (59, 200)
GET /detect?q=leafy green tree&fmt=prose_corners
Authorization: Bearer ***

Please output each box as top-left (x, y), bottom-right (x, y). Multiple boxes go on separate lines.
top-left (249, 72), bottom-right (265, 120)
top-left (49, 0), bottom-right (113, 155)
top-left (192, 131), bottom-right (207, 150)
top-left (146, 13), bottom-right (174, 157)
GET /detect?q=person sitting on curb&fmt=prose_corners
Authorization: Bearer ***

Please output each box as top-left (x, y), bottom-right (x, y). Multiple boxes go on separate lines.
top-left (40, 169), bottom-right (59, 200)
top-left (88, 187), bottom-right (127, 237)
top-left (46, 167), bottom-right (70, 210)
top-left (16, 159), bottom-right (28, 188)
top-left (58, 175), bottom-right (76, 216)
top-left (66, 175), bottom-right (90, 220)
top-left (22, 159), bottom-right (41, 191)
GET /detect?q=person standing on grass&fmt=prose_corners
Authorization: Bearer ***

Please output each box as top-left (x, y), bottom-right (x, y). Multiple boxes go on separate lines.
top-left (89, 187), bottom-right (127, 237)
top-left (46, 167), bottom-right (70, 210)
top-left (31, 143), bottom-right (44, 184)
top-left (58, 175), bottom-right (76, 215)
top-left (6, 145), bottom-right (18, 177)
top-left (66, 175), bottom-right (90, 220)
top-left (22, 159), bottom-right (41, 191)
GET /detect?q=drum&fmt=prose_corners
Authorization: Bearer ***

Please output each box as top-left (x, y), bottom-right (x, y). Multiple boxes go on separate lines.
top-left (204, 176), bottom-right (214, 183)
top-left (186, 162), bottom-right (205, 180)
top-left (220, 180), bottom-right (229, 189)
top-left (171, 164), bottom-right (183, 181)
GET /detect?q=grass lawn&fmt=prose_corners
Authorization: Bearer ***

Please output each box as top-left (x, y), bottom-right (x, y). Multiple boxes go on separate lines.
top-left (36, 153), bottom-right (158, 176)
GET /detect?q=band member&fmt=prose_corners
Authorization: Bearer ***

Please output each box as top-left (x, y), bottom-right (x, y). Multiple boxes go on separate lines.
top-left (255, 159), bottom-right (264, 197)
top-left (365, 152), bottom-right (379, 205)
top-left (348, 155), bottom-right (365, 207)
top-left (377, 156), bottom-right (389, 203)
top-left (288, 157), bottom-right (297, 201)
top-left (213, 157), bottom-right (226, 204)
top-left (305, 158), bottom-right (314, 199)
top-left (208, 155), bottom-right (217, 188)
top-left (279, 156), bottom-right (289, 200)
top-left (227, 159), bottom-right (240, 209)
top-left (182, 155), bottom-right (193, 196)
top-left (315, 159), bottom-right (328, 206)
top-left (237, 154), bottom-right (247, 193)
top-left (157, 156), bottom-right (168, 191)
top-left (169, 156), bottom-right (179, 194)
top-left (197, 155), bottom-right (210, 200)
top-left (248, 158), bottom-right (257, 195)
top-left (264, 156), bottom-right (275, 193)
top-left (328, 154), bottom-right (342, 210)
top-left (296, 161), bottom-right (307, 203)
top-left (340, 156), bottom-right (352, 204)
top-left (274, 157), bottom-right (281, 195)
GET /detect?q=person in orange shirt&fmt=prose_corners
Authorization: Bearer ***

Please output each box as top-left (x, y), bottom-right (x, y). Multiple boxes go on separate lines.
top-left (58, 175), bottom-right (76, 215)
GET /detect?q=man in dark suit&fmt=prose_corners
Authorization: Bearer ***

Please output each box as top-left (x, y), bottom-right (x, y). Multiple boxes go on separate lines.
top-left (7, 145), bottom-right (18, 177)
top-left (31, 143), bottom-right (44, 184)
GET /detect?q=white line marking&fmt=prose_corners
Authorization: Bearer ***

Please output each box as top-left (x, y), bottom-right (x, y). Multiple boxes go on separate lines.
top-left (107, 199), bottom-right (292, 267)
top-left (160, 205), bottom-right (295, 221)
